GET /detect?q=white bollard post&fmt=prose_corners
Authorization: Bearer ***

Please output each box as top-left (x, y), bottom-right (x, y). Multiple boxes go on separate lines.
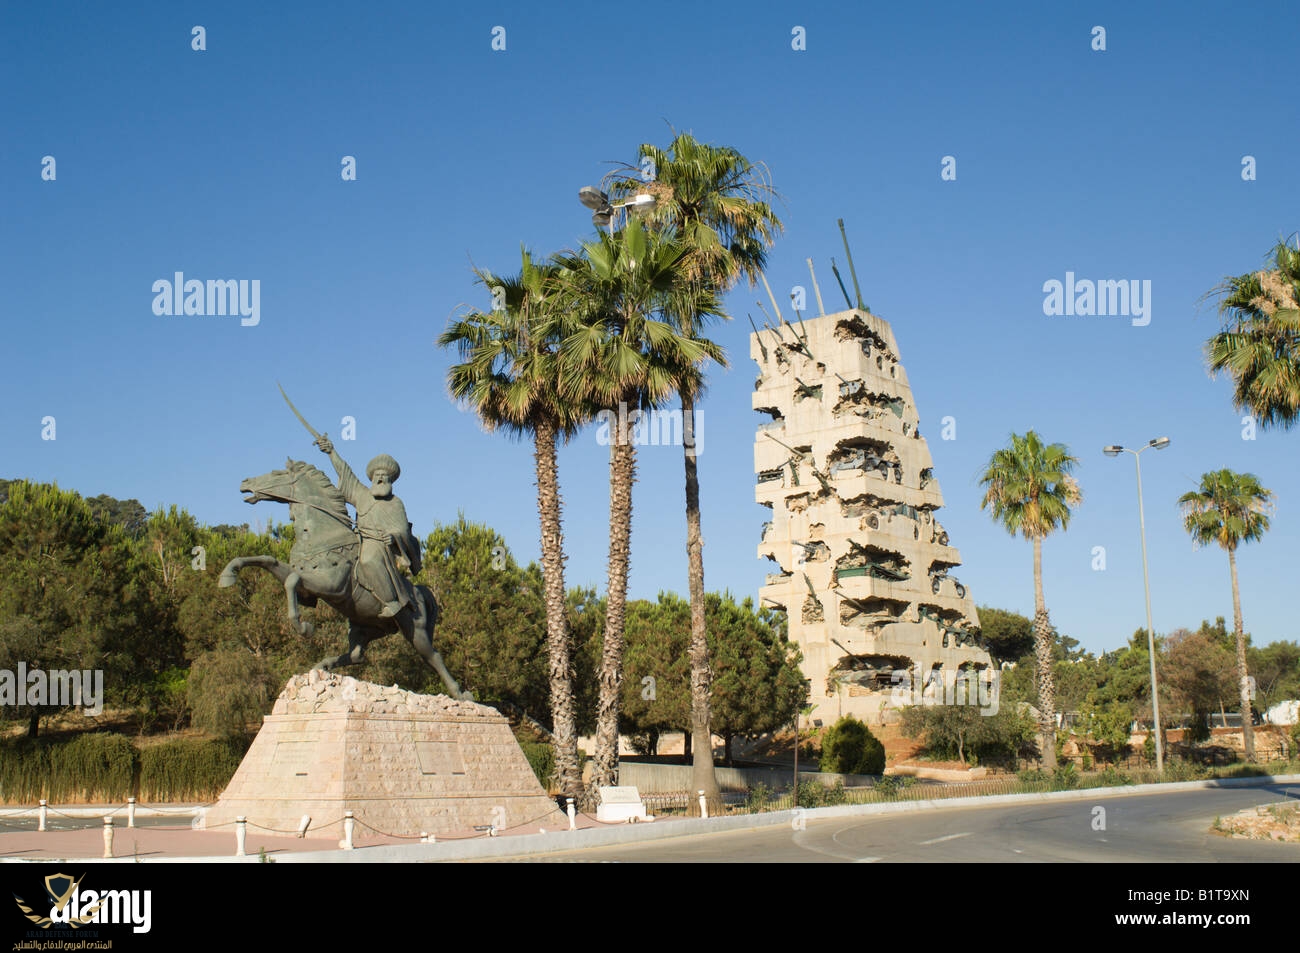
top-left (127, 796), bottom-right (137, 829)
top-left (566, 797), bottom-right (576, 831)
top-left (235, 817), bottom-right (247, 857)
top-left (341, 811), bottom-right (355, 850)
top-left (698, 790), bottom-right (709, 819)
top-left (102, 817), bottom-right (114, 858)
top-left (38, 800), bottom-right (47, 832)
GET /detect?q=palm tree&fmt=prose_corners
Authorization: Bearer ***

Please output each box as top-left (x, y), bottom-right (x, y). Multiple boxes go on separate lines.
top-left (438, 248), bottom-right (587, 799)
top-left (552, 220), bottom-right (721, 798)
top-left (1204, 238), bottom-right (1300, 430)
top-left (607, 131), bottom-right (781, 814)
top-left (1178, 469), bottom-right (1273, 762)
top-left (978, 431), bottom-right (1082, 768)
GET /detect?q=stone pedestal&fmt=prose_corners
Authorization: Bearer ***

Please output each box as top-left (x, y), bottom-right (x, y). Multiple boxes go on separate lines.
top-left (201, 671), bottom-right (565, 840)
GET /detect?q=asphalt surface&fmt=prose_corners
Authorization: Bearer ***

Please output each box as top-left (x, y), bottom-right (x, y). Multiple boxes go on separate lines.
top-left (481, 782), bottom-right (1300, 862)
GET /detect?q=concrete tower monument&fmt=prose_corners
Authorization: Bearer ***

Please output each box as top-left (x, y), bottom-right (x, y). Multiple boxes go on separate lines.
top-left (753, 308), bottom-right (995, 725)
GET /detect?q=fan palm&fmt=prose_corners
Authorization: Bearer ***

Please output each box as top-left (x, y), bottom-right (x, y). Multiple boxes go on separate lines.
top-left (978, 431), bottom-right (1082, 768)
top-left (438, 248), bottom-right (587, 799)
top-left (607, 131), bottom-right (781, 813)
top-left (552, 220), bottom-right (722, 796)
top-left (1178, 469), bottom-right (1273, 761)
top-left (1204, 239), bottom-right (1300, 430)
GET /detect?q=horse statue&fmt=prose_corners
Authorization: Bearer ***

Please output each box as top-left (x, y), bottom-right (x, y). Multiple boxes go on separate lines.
top-left (217, 458), bottom-right (467, 699)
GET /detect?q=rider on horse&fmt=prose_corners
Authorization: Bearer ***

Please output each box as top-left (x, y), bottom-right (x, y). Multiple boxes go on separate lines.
top-left (315, 436), bottom-right (421, 619)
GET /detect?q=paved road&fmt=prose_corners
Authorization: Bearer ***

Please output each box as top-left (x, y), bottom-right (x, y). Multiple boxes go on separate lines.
top-left (483, 783), bottom-right (1300, 862)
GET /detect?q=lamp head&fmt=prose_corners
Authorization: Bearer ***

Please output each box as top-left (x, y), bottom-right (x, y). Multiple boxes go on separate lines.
top-left (578, 186), bottom-right (609, 210)
top-left (1149, 436), bottom-right (1171, 450)
top-left (1103, 445), bottom-right (1123, 457)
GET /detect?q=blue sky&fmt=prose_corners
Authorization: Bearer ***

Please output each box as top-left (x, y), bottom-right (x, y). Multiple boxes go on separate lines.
top-left (3, 2), bottom-right (1296, 656)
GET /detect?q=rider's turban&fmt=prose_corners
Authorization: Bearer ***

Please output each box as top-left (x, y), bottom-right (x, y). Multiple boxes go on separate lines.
top-left (366, 454), bottom-right (401, 482)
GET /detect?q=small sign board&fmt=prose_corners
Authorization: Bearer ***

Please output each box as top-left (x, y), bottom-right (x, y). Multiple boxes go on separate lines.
top-left (596, 786), bottom-right (648, 822)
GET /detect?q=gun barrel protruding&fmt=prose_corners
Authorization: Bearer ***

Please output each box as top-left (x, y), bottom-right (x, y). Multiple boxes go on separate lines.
top-left (748, 314), bottom-right (769, 360)
top-left (806, 258), bottom-right (827, 317)
top-left (830, 257), bottom-right (853, 310)
top-left (838, 218), bottom-right (866, 312)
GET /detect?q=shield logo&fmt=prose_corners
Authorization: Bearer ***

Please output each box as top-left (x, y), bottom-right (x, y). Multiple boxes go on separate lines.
top-left (44, 874), bottom-right (80, 914)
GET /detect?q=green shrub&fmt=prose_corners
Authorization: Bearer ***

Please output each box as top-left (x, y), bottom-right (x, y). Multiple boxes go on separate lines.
top-left (745, 782), bottom-right (773, 812)
top-left (50, 733), bottom-right (136, 802)
top-left (0, 738), bottom-right (53, 802)
top-left (138, 737), bottom-right (246, 802)
top-left (0, 733), bottom-right (138, 803)
top-left (873, 775), bottom-right (918, 798)
top-left (1163, 758), bottom-right (1210, 782)
top-left (873, 775), bottom-right (901, 797)
top-left (1052, 763), bottom-right (1080, 790)
top-left (1017, 768), bottom-right (1050, 786)
top-left (0, 733), bottom-right (252, 804)
top-left (518, 741), bottom-right (555, 792)
top-left (795, 778), bottom-right (849, 808)
top-left (1098, 765), bottom-right (1133, 787)
top-left (819, 715), bottom-right (885, 775)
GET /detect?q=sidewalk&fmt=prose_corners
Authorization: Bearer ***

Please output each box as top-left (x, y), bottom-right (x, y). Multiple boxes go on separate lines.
top-left (0, 803), bottom-right (625, 863)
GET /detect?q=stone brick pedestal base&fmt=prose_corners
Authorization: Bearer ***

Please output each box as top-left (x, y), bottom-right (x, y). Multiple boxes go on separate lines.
top-left (201, 670), bottom-right (565, 841)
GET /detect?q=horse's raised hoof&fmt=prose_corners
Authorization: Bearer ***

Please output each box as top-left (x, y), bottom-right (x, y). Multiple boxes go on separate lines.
top-left (217, 570), bottom-right (238, 588)
top-left (458, 691), bottom-right (474, 703)
top-left (298, 620), bottom-right (314, 637)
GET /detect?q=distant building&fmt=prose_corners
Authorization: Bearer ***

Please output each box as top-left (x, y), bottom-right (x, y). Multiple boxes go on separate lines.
top-left (1264, 700), bottom-right (1299, 726)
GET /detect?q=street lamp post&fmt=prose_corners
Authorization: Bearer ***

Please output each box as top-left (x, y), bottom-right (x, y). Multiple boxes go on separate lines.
top-left (1103, 437), bottom-right (1170, 774)
top-left (578, 186), bottom-right (655, 235)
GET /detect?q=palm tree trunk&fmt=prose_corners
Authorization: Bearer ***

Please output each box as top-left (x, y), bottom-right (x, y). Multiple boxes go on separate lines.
top-left (534, 420), bottom-right (582, 799)
top-left (590, 408), bottom-right (636, 800)
top-left (1228, 548), bottom-right (1256, 761)
top-left (1032, 536), bottom-right (1057, 768)
top-left (683, 393), bottom-right (722, 816)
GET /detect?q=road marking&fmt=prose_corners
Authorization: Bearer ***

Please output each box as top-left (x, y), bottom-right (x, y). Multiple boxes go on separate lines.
top-left (919, 832), bottom-right (971, 845)
top-left (853, 856), bottom-right (882, 863)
